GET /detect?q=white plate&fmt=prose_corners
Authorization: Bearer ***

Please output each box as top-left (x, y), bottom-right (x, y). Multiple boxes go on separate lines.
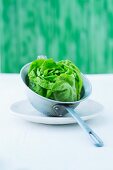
top-left (10, 99), bottom-right (104, 125)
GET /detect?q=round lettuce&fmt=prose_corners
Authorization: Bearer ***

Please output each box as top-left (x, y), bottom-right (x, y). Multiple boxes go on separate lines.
top-left (28, 58), bottom-right (83, 102)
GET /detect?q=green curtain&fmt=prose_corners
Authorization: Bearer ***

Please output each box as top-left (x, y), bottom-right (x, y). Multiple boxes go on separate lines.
top-left (0, 0), bottom-right (113, 73)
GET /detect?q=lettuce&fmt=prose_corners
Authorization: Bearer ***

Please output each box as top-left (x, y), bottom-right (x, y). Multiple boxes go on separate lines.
top-left (28, 58), bottom-right (83, 102)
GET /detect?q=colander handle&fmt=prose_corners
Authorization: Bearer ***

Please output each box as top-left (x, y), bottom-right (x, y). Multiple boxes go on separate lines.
top-left (37, 55), bottom-right (47, 59)
top-left (66, 106), bottom-right (104, 147)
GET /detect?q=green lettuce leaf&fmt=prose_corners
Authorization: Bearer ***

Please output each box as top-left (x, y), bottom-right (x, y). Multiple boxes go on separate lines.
top-left (28, 58), bottom-right (83, 102)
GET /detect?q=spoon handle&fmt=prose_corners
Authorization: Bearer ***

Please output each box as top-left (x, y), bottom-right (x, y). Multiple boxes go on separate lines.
top-left (66, 106), bottom-right (104, 147)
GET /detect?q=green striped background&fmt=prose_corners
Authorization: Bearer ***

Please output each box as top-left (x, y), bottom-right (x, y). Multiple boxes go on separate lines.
top-left (0, 0), bottom-right (113, 73)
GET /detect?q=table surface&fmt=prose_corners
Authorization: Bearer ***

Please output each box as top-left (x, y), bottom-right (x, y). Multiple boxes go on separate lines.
top-left (0, 74), bottom-right (113, 170)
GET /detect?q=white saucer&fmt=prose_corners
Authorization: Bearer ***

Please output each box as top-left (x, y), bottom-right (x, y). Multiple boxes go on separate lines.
top-left (10, 99), bottom-right (104, 125)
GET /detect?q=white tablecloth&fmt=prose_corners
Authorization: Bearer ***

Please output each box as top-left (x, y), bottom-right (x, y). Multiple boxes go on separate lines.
top-left (0, 74), bottom-right (113, 170)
